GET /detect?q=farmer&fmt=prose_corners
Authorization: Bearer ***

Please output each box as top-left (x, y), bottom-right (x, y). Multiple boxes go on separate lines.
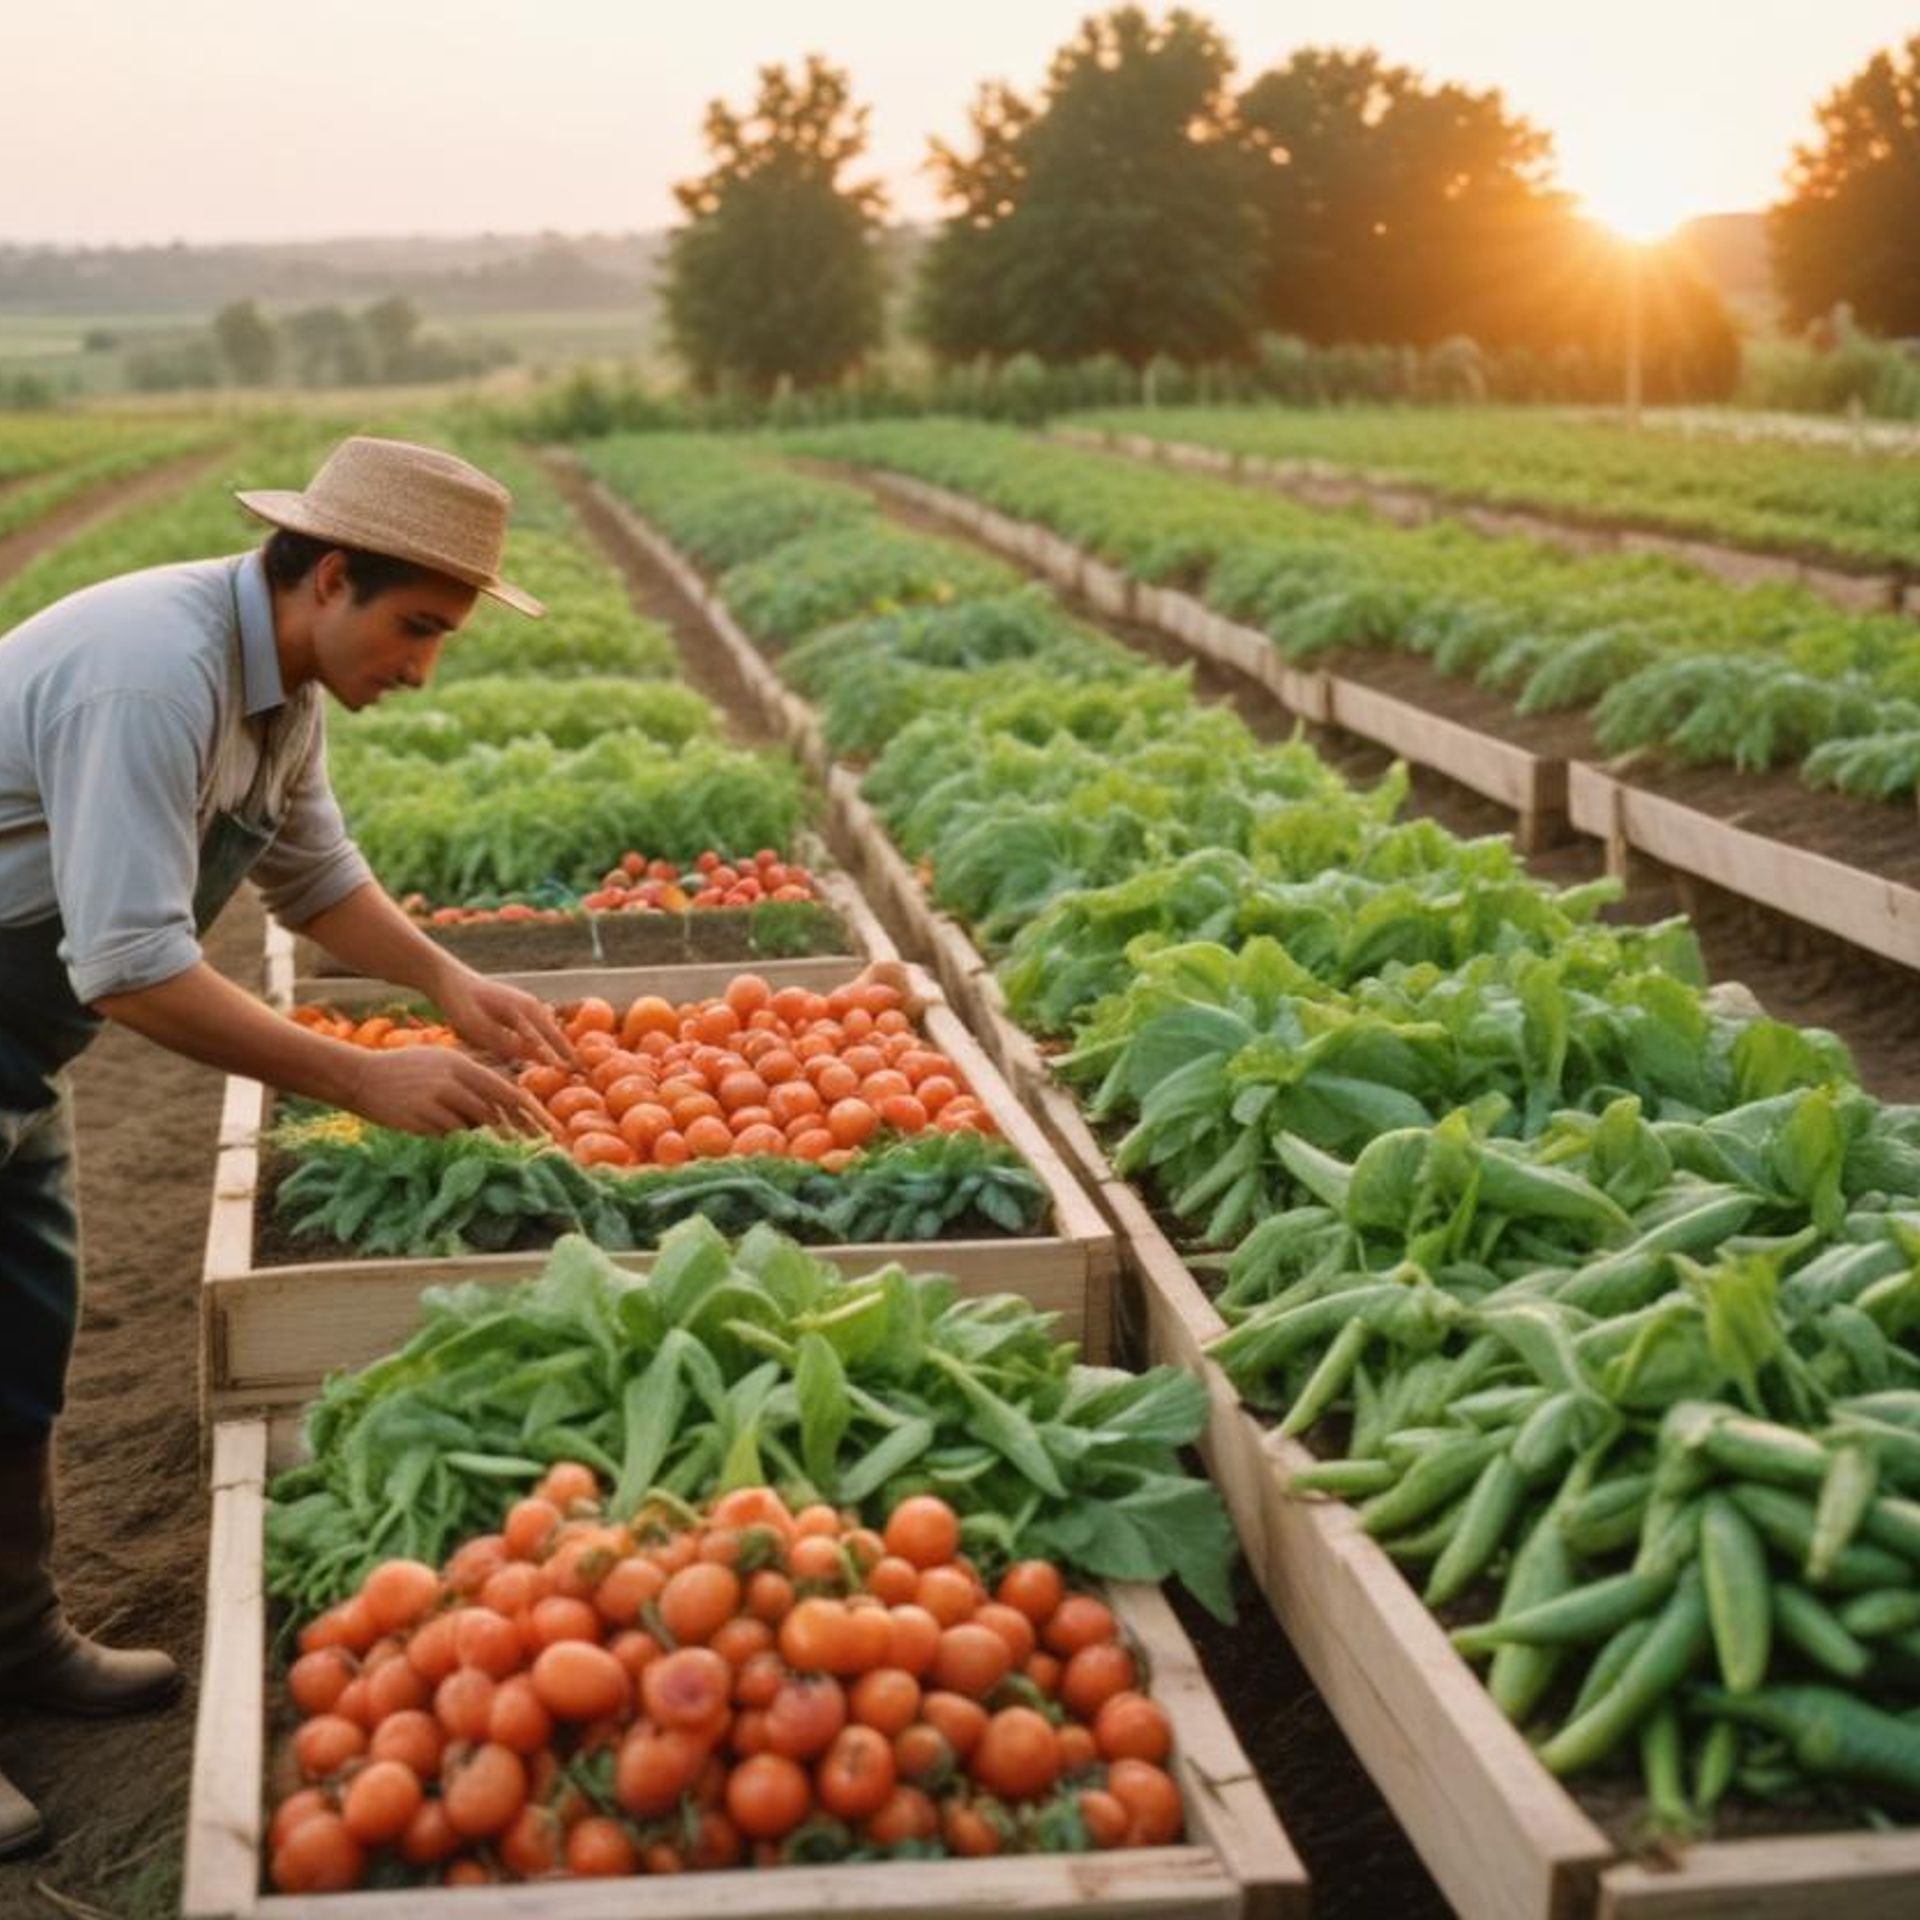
top-left (0, 435), bottom-right (572, 1852)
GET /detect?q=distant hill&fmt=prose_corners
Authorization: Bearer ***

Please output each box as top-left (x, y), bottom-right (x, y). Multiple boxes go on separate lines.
top-left (1673, 212), bottom-right (1780, 332)
top-left (0, 232), bottom-right (665, 316)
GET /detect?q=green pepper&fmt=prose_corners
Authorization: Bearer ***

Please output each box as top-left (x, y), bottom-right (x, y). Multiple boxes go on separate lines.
top-left (1425, 1453), bottom-right (1528, 1607)
top-left (1809, 1442), bottom-right (1879, 1584)
top-left (1771, 1584), bottom-right (1873, 1682)
top-left (1694, 1684), bottom-right (1920, 1798)
top-left (1488, 1505), bottom-right (1579, 1726)
top-left (1691, 1716), bottom-right (1739, 1812)
top-left (1360, 1433), bottom-right (1500, 1538)
top-left (1453, 1567), bottom-right (1674, 1655)
top-left (1730, 1482), bottom-right (1912, 1592)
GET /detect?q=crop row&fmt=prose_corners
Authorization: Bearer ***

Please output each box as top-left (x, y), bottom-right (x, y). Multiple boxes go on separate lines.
top-left (1071, 405), bottom-right (1920, 572)
top-left (582, 427), bottom-right (1920, 1841)
top-left (771, 419), bottom-right (1920, 802)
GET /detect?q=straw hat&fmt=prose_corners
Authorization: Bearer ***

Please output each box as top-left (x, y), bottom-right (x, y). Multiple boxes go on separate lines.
top-left (236, 436), bottom-right (544, 617)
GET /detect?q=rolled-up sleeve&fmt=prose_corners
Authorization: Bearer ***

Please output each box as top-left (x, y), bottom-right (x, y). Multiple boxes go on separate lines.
top-left (38, 691), bottom-right (205, 1002)
top-left (251, 723), bottom-right (375, 928)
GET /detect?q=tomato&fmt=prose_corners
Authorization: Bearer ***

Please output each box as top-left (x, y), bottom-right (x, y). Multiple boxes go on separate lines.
top-left (620, 995), bottom-right (678, 1045)
top-left (1108, 1758), bottom-right (1183, 1845)
top-left (531, 1640), bottom-right (630, 1721)
top-left (298, 1595), bottom-right (375, 1658)
top-left (915, 1565), bottom-right (979, 1628)
top-left (475, 1563), bottom-right (543, 1622)
top-left (567, 1815), bottom-right (640, 1876)
top-left (719, 1754), bottom-right (807, 1844)
top-left (568, 997), bottom-right (617, 1038)
top-left (442, 1532), bottom-right (508, 1597)
top-left (973, 1601), bottom-right (1037, 1666)
top-left (878, 1094), bottom-right (930, 1133)
top-left (932, 1623), bottom-right (1013, 1699)
top-left (942, 1800), bottom-right (1004, 1857)
top-left (641, 1646), bottom-right (732, 1730)
top-left (733, 1648), bottom-right (787, 1710)
top-left (793, 1502), bottom-right (841, 1537)
top-left (865, 1555), bottom-right (919, 1606)
top-left (710, 1615), bottom-right (773, 1667)
top-left (764, 1674), bottom-right (847, 1759)
top-left (1078, 1787), bottom-right (1130, 1849)
top-left (1024, 1650), bottom-right (1063, 1698)
top-left (689, 1807), bottom-right (744, 1871)
top-left (971, 1705), bottom-right (1061, 1801)
top-left (920, 1690), bottom-right (987, 1759)
top-left (658, 1561), bottom-right (742, 1645)
top-left (269, 1810), bottom-right (365, 1893)
top-left (850, 1666), bottom-right (920, 1737)
top-left (827, 1098), bottom-right (879, 1147)
top-left (360, 1559), bottom-right (440, 1636)
top-left (340, 1759), bottom-right (421, 1847)
top-left (817, 1724), bottom-right (897, 1822)
top-left (547, 1085), bottom-right (606, 1126)
top-left (498, 1803), bottom-right (563, 1878)
top-left (708, 1486), bottom-right (797, 1541)
top-left (370, 1709), bottom-right (444, 1778)
top-left (397, 1797), bottom-right (461, 1868)
top-left (502, 1496), bottom-right (562, 1562)
top-left (267, 1787), bottom-right (331, 1854)
top-left (778, 1596), bottom-right (848, 1673)
top-left (593, 1554), bottom-right (666, 1628)
top-left (892, 1721), bottom-right (955, 1789)
top-left (787, 1533), bottom-right (847, 1585)
top-left (286, 1647), bottom-right (356, 1718)
top-left (1042, 1594), bottom-right (1116, 1657)
top-left (364, 1655), bottom-right (428, 1723)
top-left (432, 1668), bottom-right (495, 1743)
top-left (1095, 1690), bottom-right (1172, 1764)
top-left (442, 1741), bottom-right (527, 1839)
top-left (451, 1607), bottom-right (522, 1680)
top-left (527, 1594), bottom-right (601, 1649)
top-left (863, 1783), bottom-right (938, 1846)
top-left (293, 1714), bottom-right (366, 1781)
top-left (1057, 1722), bottom-right (1099, 1771)
top-left (1061, 1641), bottom-right (1137, 1720)
top-left (885, 1604), bottom-right (942, 1676)
top-left (608, 1627), bottom-right (664, 1685)
top-left (746, 1569), bottom-right (795, 1624)
top-left (615, 1724), bottom-right (710, 1817)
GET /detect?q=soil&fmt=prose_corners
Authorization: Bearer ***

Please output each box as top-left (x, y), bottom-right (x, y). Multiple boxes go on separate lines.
top-left (0, 890), bottom-right (265, 1920)
top-left (0, 450), bottom-right (230, 594)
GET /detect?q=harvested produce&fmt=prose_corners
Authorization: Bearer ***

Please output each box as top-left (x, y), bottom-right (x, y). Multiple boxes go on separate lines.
top-left (267, 1478), bottom-right (1183, 1890)
top-left (265, 1221), bottom-right (1237, 1616)
top-left (397, 847), bottom-right (823, 926)
top-left (288, 1006), bottom-right (459, 1051)
top-left (525, 967), bottom-right (997, 1174)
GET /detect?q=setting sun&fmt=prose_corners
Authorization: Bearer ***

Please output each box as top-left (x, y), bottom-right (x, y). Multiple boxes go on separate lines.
top-left (1576, 173), bottom-right (1692, 246)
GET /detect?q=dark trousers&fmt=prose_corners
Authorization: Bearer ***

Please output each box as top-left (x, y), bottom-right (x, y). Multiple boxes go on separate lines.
top-left (0, 1039), bottom-right (80, 1446)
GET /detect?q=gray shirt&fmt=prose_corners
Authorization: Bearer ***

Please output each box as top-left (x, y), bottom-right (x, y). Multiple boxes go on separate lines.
top-left (0, 550), bottom-right (373, 1003)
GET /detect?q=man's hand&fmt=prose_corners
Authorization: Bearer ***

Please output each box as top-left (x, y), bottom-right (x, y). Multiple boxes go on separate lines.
top-left (431, 968), bottom-right (573, 1068)
top-left (343, 1046), bottom-right (564, 1140)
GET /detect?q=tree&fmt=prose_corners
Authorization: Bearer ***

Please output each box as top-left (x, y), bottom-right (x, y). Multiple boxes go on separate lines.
top-left (362, 296), bottom-right (423, 380)
top-left (212, 299), bottom-right (276, 384)
top-left (1772, 36), bottom-right (1920, 334)
top-left (915, 8), bottom-right (1264, 367)
top-left (662, 56), bottom-right (887, 392)
top-left (1237, 47), bottom-right (1566, 346)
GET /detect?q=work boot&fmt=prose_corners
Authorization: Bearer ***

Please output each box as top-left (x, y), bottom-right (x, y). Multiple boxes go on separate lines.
top-left (0, 1765), bottom-right (43, 1857)
top-left (0, 1435), bottom-right (180, 1715)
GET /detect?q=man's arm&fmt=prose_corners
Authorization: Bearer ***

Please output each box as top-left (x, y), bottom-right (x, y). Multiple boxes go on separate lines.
top-left (94, 962), bottom-right (554, 1136)
top-left (293, 881), bottom-right (572, 1067)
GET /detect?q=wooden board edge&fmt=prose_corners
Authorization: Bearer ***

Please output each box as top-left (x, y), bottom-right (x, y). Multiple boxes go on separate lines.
top-left (1597, 1831), bottom-right (1920, 1920)
top-left (183, 1419), bottom-right (269, 1920)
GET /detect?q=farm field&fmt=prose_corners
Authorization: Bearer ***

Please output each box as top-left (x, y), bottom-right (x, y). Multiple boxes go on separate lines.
top-left (1065, 404), bottom-right (1920, 573)
top-left (3, 402), bottom-right (1920, 1920)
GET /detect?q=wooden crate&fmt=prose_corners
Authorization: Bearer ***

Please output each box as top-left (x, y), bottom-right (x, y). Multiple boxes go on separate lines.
top-left (1568, 762), bottom-right (1920, 972)
top-left (204, 959), bottom-right (1118, 1417)
top-left (182, 1418), bottom-right (1308, 1920)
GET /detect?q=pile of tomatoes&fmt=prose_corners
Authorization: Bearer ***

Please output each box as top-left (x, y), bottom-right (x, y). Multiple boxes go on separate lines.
top-left (400, 849), bottom-right (822, 927)
top-left (526, 967), bottom-right (998, 1173)
top-left (288, 1006), bottom-right (460, 1050)
top-left (268, 1475), bottom-right (1185, 1892)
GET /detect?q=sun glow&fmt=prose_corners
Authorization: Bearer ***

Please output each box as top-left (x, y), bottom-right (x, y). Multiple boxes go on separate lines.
top-left (1576, 170), bottom-right (1693, 248)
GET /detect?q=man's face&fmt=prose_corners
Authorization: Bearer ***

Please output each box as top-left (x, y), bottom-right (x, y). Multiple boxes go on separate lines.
top-left (310, 552), bottom-right (480, 710)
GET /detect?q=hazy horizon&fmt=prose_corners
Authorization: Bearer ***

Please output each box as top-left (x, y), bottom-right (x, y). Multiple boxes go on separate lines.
top-left (7, 2), bottom-right (1913, 250)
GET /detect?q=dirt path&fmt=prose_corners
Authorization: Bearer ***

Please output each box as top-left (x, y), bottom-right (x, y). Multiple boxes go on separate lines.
top-left (0, 448), bottom-right (228, 592)
top-left (0, 891), bottom-right (263, 1920)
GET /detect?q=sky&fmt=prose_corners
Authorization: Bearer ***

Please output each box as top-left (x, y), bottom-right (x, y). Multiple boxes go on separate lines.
top-left (3, 1), bottom-right (1913, 248)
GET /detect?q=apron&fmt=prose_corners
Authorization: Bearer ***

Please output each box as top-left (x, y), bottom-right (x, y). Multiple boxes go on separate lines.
top-left (0, 573), bottom-right (286, 1442)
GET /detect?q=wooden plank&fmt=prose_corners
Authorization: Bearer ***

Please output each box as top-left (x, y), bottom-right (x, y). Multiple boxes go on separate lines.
top-left (258, 1855), bottom-right (1241, 1920)
top-left (182, 1420), bottom-right (268, 1920)
top-left (1325, 673), bottom-right (1568, 823)
top-left (207, 1237), bottom-right (1096, 1415)
top-left (1598, 1834), bottom-right (1920, 1920)
top-left (1566, 761), bottom-right (1920, 972)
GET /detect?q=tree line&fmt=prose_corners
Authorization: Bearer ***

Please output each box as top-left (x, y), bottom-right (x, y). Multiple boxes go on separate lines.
top-left (661, 11), bottom-right (1920, 399)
